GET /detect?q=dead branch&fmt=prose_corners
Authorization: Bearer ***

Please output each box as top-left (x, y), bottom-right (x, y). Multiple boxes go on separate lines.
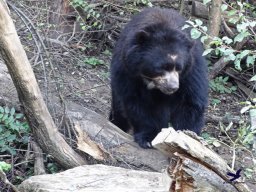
top-left (0, 1), bottom-right (87, 169)
top-left (31, 141), bottom-right (46, 175)
top-left (206, 114), bottom-right (241, 124)
top-left (153, 128), bottom-right (252, 192)
top-left (209, 56), bottom-right (227, 79)
top-left (209, 39), bottom-right (248, 79)
top-left (0, 169), bottom-right (20, 192)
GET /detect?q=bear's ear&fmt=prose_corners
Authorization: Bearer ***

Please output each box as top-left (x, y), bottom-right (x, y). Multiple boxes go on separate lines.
top-left (135, 30), bottom-right (150, 44)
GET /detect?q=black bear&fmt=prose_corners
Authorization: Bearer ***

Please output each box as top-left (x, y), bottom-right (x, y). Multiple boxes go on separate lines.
top-left (109, 7), bottom-right (208, 148)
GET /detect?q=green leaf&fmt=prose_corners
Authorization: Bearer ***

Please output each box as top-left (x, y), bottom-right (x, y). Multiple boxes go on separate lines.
top-left (222, 48), bottom-right (235, 56)
top-left (15, 113), bottom-right (24, 119)
top-left (222, 36), bottom-right (233, 44)
top-left (246, 55), bottom-right (256, 67)
top-left (240, 105), bottom-right (252, 114)
top-left (182, 24), bottom-right (190, 30)
top-left (226, 54), bottom-right (236, 61)
top-left (249, 74), bottom-right (256, 82)
top-left (195, 19), bottom-right (203, 26)
top-left (190, 28), bottom-right (201, 39)
top-left (2, 114), bottom-right (8, 121)
top-left (4, 107), bottom-right (9, 114)
top-left (7, 134), bottom-right (16, 142)
top-left (200, 36), bottom-right (208, 43)
top-left (6, 116), bottom-right (14, 125)
top-left (238, 50), bottom-right (250, 59)
top-left (203, 0), bottom-right (211, 5)
top-left (228, 17), bottom-right (239, 24)
top-left (0, 106), bottom-right (4, 113)
top-left (0, 162), bottom-right (11, 172)
top-left (202, 48), bottom-right (213, 56)
top-left (200, 26), bottom-right (208, 32)
top-left (223, 76), bottom-right (229, 82)
top-left (237, 1), bottom-right (243, 9)
top-left (227, 10), bottom-right (237, 16)
top-left (237, 22), bottom-right (249, 32)
top-left (225, 122), bottom-right (233, 131)
top-left (234, 59), bottom-right (242, 71)
top-left (212, 140), bottom-right (221, 147)
top-left (234, 31), bottom-right (250, 42)
top-left (10, 107), bottom-right (15, 116)
top-left (221, 4), bottom-right (228, 11)
top-left (249, 21), bottom-right (256, 27)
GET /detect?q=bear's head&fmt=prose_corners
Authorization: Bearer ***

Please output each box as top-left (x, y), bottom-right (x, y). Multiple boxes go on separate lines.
top-left (125, 23), bottom-right (194, 95)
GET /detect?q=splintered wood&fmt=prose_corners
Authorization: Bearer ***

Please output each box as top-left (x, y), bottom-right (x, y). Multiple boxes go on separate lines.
top-left (152, 128), bottom-right (252, 192)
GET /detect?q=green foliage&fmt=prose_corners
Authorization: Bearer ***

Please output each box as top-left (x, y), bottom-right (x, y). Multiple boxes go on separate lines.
top-left (102, 49), bottom-right (112, 56)
top-left (47, 162), bottom-right (59, 174)
top-left (0, 161), bottom-right (11, 172)
top-left (209, 76), bottom-right (237, 93)
top-left (211, 98), bottom-right (221, 105)
top-left (0, 106), bottom-right (30, 155)
top-left (219, 121), bottom-right (255, 150)
top-left (70, 0), bottom-right (103, 30)
top-left (237, 124), bottom-right (255, 147)
top-left (203, 0), bottom-right (211, 5)
top-left (183, 1), bottom-right (256, 71)
top-left (240, 99), bottom-right (256, 114)
top-left (84, 57), bottom-right (104, 66)
top-left (201, 132), bottom-right (222, 147)
top-left (100, 71), bottom-right (110, 79)
top-left (244, 168), bottom-right (254, 179)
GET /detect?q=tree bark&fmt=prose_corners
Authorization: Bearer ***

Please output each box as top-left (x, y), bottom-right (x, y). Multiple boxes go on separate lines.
top-left (206, 0), bottom-right (222, 47)
top-left (0, 0), bottom-right (87, 169)
top-left (18, 164), bottom-right (171, 192)
top-left (48, 0), bottom-right (75, 38)
top-left (67, 103), bottom-right (169, 171)
top-left (153, 128), bottom-right (252, 192)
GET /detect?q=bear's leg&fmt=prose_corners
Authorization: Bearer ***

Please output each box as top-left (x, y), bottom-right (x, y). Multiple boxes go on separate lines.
top-left (109, 94), bottom-right (130, 132)
top-left (171, 103), bottom-right (205, 134)
top-left (124, 101), bottom-right (169, 148)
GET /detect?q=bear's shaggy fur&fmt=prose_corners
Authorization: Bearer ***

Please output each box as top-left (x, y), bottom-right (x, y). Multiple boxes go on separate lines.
top-left (109, 8), bottom-right (208, 148)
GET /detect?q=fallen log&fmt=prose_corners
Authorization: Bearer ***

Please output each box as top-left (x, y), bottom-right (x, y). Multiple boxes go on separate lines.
top-left (66, 102), bottom-right (169, 171)
top-left (18, 127), bottom-right (253, 192)
top-left (152, 128), bottom-right (252, 192)
top-left (18, 164), bottom-right (171, 192)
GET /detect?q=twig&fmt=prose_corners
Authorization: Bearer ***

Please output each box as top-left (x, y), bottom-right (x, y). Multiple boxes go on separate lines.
top-left (222, 17), bottom-right (235, 38)
top-left (0, 169), bottom-right (20, 192)
top-left (31, 141), bottom-right (46, 175)
top-left (179, 0), bottom-right (185, 14)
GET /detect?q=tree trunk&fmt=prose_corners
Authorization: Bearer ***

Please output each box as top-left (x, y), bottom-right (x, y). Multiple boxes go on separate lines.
top-left (49, 0), bottom-right (75, 39)
top-left (0, 0), bottom-right (87, 169)
top-left (206, 0), bottom-right (222, 47)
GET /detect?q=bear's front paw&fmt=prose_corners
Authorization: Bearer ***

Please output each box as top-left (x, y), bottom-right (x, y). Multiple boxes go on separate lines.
top-left (134, 134), bottom-right (153, 149)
